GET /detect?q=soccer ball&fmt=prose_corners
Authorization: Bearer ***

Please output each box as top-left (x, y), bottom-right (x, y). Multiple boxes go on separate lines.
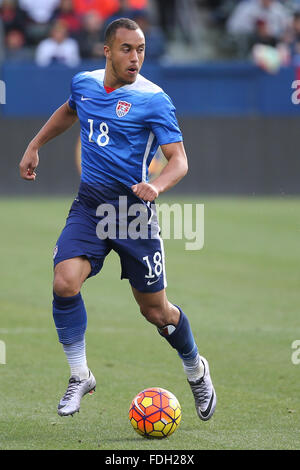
top-left (129, 387), bottom-right (181, 438)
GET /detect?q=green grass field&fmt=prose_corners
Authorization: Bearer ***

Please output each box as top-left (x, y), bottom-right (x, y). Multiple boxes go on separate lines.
top-left (0, 195), bottom-right (299, 450)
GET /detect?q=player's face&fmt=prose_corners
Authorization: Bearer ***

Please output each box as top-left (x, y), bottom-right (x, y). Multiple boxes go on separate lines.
top-left (105, 27), bottom-right (145, 87)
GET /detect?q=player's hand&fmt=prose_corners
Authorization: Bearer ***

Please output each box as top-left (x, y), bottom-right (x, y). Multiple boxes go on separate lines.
top-left (19, 145), bottom-right (39, 181)
top-left (131, 182), bottom-right (159, 202)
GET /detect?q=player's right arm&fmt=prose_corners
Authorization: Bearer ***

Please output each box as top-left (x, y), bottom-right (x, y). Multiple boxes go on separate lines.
top-left (19, 101), bottom-right (78, 181)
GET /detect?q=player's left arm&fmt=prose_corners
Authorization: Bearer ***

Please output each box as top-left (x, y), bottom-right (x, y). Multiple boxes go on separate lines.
top-left (131, 141), bottom-right (188, 202)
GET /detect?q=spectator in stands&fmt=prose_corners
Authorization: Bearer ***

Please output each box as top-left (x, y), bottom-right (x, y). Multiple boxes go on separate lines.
top-left (253, 18), bottom-right (279, 46)
top-left (76, 10), bottom-right (105, 59)
top-left (112, 0), bottom-right (149, 16)
top-left (73, 0), bottom-right (120, 21)
top-left (0, 0), bottom-right (32, 58)
top-left (125, 0), bottom-right (148, 9)
top-left (52, 0), bottom-right (81, 36)
top-left (19, 0), bottom-right (60, 45)
top-left (118, 0), bottom-right (148, 13)
top-left (19, 0), bottom-right (60, 23)
top-left (227, 0), bottom-right (292, 57)
top-left (5, 28), bottom-right (32, 60)
top-left (286, 11), bottom-right (300, 61)
top-left (0, 0), bottom-right (27, 35)
top-left (103, 0), bottom-right (148, 27)
top-left (35, 19), bottom-right (80, 67)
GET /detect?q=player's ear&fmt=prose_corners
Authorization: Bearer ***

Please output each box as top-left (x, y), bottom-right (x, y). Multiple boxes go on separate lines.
top-left (104, 45), bottom-right (111, 59)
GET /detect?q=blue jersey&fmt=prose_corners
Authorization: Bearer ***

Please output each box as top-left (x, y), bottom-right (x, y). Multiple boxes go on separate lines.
top-left (68, 69), bottom-right (182, 188)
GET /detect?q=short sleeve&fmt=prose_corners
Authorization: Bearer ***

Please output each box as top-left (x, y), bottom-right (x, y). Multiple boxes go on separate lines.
top-left (145, 92), bottom-right (183, 145)
top-left (68, 73), bottom-right (81, 110)
top-left (68, 94), bottom-right (76, 110)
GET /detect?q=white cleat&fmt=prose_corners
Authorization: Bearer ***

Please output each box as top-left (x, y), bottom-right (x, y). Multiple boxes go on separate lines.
top-left (58, 370), bottom-right (96, 417)
top-left (188, 356), bottom-right (216, 421)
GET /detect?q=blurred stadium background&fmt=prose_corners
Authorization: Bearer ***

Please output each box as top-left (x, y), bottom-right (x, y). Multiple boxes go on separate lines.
top-left (0, 0), bottom-right (300, 451)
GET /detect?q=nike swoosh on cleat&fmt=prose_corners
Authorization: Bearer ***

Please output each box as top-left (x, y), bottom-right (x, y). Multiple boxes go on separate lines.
top-left (198, 389), bottom-right (215, 419)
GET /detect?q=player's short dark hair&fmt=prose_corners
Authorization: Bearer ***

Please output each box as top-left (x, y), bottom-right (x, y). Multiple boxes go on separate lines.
top-left (104, 18), bottom-right (141, 45)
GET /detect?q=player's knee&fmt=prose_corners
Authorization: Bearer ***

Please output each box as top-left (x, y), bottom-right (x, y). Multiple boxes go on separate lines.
top-left (140, 304), bottom-right (168, 328)
top-left (53, 271), bottom-right (81, 297)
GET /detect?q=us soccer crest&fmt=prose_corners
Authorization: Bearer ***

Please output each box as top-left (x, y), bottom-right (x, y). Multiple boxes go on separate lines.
top-left (116, 100), bottom-right (132, 117)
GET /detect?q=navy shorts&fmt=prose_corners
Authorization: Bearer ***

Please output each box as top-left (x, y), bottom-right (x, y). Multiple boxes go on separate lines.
top-left (53, 181), bottom-right (167, 293)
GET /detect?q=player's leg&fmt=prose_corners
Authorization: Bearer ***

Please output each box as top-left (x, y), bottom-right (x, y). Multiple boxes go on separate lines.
top-left (115, 228), bottom-right (204, 383)
top-left (131, 287), bottom-right (201, 378)
top-left (131, 286), bottom-right (216, 421)
top-left (51, 186), bottom-right (112, 416)
top-left (112, 190), bottom-right (216, 420)
top-left (53, 256), bottom-right (91, 380)
top-left (53, 256), bottom-right (96, 416)
top-left (53, 256), bottom-right (91, 296)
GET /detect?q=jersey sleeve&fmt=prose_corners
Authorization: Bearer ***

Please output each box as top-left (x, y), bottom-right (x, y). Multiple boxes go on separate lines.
top-left (68, 72), bottom-right (83, 110)
top-left (145, 92), bottom-right (183, 145)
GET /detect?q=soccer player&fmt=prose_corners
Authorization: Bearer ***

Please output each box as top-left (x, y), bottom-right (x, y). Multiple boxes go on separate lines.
top-left (19, 18), bottom-right (216, 421)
